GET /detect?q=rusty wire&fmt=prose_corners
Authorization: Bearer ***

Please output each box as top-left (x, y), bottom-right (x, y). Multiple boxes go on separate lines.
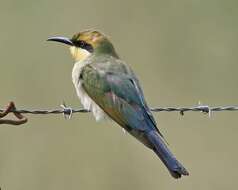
top-left (0, 102), bottom-right (27, 125)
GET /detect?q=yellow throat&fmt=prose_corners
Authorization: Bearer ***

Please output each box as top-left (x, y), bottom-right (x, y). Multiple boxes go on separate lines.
top-left (70, 46), bottom-right (91, 61)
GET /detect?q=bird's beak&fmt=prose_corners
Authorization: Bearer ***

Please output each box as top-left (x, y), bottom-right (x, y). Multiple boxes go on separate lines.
top-left (47, 36), bottom-right (73, 46)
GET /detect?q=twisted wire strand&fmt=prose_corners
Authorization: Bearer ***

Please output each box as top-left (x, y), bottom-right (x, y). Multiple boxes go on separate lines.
top-left (1, 105), bottom-right (238, 115)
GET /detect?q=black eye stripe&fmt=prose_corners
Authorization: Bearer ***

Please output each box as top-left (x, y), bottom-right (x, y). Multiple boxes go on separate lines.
top-left (73, 40), bottom-right (94, 53)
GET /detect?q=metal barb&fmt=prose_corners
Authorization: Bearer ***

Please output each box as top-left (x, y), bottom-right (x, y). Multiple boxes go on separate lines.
top-left (60, 102), bottom-right (73, 120)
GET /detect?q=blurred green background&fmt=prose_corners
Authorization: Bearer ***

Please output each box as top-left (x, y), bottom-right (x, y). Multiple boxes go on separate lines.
top-left (0, 0), bottom-right (238, 189)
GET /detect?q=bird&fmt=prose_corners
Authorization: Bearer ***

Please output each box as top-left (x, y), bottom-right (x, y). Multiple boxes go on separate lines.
top-left (47, 30), bottom-right (189, 178)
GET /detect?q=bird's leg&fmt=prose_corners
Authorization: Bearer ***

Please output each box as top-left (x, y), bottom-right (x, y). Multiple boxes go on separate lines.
top-left (0, 101), bottom-right (27, 125)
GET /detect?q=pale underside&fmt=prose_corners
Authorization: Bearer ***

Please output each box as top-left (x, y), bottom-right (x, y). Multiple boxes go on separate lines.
top-left (72, 59), bottom-right (108, 121)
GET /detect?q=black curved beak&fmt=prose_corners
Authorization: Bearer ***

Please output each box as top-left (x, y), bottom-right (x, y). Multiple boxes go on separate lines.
top-left (47, 36), bottom-right (73, 46)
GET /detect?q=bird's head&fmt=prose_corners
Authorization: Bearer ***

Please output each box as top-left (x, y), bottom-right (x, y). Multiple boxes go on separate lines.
top-left (47, 30), bottom-right (118, 61)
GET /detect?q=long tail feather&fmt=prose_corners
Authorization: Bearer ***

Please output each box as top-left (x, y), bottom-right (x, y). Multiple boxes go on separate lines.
top-left (146, 130), bottom-right (189, 178)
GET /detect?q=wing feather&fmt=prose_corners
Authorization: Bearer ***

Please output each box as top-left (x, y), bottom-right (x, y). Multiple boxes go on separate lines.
top-left (81, 62), bottom-right (163, 136)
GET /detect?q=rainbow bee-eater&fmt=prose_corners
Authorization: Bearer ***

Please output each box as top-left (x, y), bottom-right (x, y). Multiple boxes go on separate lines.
top-left (47, 30), bottom-right (189, 178)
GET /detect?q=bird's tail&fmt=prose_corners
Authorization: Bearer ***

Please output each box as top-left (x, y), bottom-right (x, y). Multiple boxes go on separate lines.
top-left (146, 130), bottom-right (189, 178)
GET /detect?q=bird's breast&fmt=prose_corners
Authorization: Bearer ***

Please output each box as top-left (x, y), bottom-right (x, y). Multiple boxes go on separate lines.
top-left (72, 61), bottom-right (108, 121)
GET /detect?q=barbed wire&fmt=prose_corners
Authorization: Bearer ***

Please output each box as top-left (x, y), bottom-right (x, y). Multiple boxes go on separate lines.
top-left (2, 105), bottom-right (238, 114)
top-left (0, 101), bottom-right (238, 125)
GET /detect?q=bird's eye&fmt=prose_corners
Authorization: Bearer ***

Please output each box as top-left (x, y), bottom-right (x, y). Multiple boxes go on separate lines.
top-left (74, 40), bottom-right (93, 53)
top-left (80, 41), bottom-right (85, 47)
